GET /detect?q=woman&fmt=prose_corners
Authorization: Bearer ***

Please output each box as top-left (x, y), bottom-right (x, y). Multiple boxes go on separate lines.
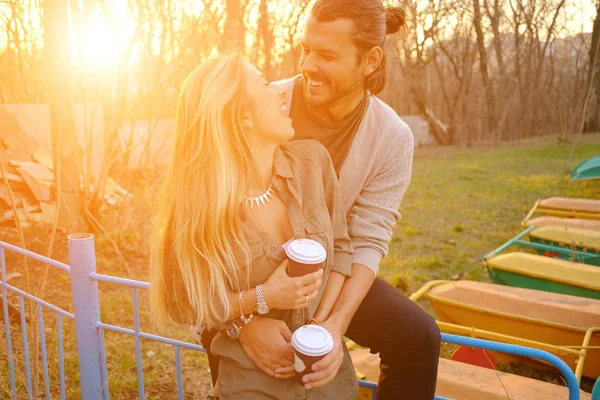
top-left (150, 53), bottom-right (358, 399)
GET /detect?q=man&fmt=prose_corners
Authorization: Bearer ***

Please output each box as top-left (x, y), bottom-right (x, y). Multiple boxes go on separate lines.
top-left (201, 0), bottom-right (441, 398)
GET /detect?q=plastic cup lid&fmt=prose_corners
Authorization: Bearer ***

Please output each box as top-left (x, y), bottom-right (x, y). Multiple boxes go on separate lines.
top-left (291, 325), bottom-right (333, 357)
top-left (284, 239), bottom-right (326, 264)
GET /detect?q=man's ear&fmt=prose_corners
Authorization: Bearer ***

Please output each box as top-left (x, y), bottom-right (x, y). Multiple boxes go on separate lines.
top-left (363, 46), bottom-right (383, 77)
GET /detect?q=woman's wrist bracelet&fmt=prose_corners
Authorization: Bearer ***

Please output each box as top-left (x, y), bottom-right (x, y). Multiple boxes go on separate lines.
top-left (239, 290), bottom-right (253, 324)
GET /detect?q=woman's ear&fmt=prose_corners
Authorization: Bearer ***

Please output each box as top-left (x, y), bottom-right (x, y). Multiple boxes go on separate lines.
top-left (241, 107), bottom-right (254, 129)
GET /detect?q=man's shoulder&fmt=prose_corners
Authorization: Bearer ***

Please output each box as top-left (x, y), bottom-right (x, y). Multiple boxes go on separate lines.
top-left (364, 96), bottom-right (414, 149)
top-left (367, 96), bottom-right (413, 137)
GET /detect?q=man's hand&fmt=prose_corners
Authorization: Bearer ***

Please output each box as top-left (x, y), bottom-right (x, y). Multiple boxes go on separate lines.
top-left (239, 317), bottom-right (295, 378)
top-left (301, 320), bottom-right (345, 390)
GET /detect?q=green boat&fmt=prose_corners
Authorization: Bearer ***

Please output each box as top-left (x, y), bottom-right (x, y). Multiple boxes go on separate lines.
top-left (571, 154), bottom-right (600, 181)
top-left (484, 251), bottom-right (600, 300)
top-left (486, 225), bottom-right (600, 266)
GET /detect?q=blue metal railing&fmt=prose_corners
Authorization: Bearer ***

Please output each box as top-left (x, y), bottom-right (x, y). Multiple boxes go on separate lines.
top-left (1, 244), bottom-right (73, 400)
top-left (0, 234), bottom-right (591, 399)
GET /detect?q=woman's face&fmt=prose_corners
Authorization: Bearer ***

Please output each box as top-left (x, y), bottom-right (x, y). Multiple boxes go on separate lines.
top-left (243, 63), bottom-right (295, 146)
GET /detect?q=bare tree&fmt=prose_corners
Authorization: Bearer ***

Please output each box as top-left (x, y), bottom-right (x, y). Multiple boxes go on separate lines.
top-left (585, 2), bottom-right (600, 131)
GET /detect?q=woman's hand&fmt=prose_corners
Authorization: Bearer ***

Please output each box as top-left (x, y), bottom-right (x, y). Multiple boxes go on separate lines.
top-left (239, 317), bottom-right (295, 378)
top-left (262, 259), bottom-right (323, 310)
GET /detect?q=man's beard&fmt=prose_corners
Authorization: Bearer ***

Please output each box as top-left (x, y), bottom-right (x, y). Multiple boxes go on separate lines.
top-left (303, 71), bottom-right (364, 109)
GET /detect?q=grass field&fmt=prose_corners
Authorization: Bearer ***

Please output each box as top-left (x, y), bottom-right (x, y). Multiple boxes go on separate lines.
top-left (1, 134), bottom-right (599, 398)
top-left (382, 135), bottom-right (600, 290)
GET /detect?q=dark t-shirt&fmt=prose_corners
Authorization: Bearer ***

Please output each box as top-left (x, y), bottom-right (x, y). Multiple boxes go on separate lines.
top-left (289, 76), bottom-right (368, 175)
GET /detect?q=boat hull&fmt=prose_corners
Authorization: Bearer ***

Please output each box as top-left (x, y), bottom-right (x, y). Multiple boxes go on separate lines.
top-left (487, 266), bottom-right (600, 299)
top-left (426, 281), bottom-right (600, 379)
top-left (485, 252), bottom-right (600, 300)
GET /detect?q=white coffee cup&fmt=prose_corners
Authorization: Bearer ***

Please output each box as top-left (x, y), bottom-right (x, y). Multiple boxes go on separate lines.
top-left (283, 239), bottom-right (326, 277)
top-left (291, 324), bottom-right (334, 382)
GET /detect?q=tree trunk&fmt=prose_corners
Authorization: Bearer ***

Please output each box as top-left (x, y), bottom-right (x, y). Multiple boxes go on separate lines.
top-left (483, 0), bottom-right (505, 76)
top-left (473, 0), bottom-right (497, 139)
top-left (221, 0), bottom-right (245, 53)
top-left (43, 0), bottom-right (84, 231)
top-left (585, 3), bottom-right (600, 132)
top-left (259, 0), bottom-right (273, 78)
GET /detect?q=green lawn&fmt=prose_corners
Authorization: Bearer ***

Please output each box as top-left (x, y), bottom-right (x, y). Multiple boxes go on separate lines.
top-left (381, 135), bottom-right (600, 292)
top-left (1, 134), bottom-right (599, 397)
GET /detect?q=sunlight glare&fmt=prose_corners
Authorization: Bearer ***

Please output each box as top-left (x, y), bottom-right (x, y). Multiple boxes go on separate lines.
top-left (69, 2), bottom-right (136, 68)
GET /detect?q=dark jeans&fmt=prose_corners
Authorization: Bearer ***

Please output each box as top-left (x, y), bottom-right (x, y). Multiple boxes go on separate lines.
top-left (201, 277), bottom-right (441, 399)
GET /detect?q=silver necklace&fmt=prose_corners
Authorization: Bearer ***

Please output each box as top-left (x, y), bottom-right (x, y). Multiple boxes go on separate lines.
top-left (244, 180), bottom-right (275, 208)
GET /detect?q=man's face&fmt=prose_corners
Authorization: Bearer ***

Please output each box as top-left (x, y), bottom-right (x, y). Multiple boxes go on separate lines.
top-left (299, 16), bottom-right (366, 109)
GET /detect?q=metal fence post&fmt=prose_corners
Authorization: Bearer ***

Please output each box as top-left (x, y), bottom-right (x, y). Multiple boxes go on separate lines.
top-left (68, 233), bottom-right (106, 399)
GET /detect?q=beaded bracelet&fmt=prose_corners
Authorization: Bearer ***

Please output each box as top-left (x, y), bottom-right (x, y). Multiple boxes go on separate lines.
top-left (239, 291), bottom-right (253, 324)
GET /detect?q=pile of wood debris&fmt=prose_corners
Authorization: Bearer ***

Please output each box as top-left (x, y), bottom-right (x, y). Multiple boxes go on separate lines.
top-left (0, 108), bottom-right (130, 228)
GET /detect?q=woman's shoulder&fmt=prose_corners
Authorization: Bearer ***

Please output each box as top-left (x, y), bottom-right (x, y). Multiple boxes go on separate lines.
top-left (279, 139), bottom-right (328, 165)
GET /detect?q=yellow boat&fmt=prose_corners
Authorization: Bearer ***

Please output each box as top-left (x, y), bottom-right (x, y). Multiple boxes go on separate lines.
top-left (528, 226), bottom-right (600, 253)
top-left (523, 197), bottom-right (600, 222)
top-left (414, 280), bottom-right (600, 379)
top-left (484, 251), bottom-right (600, 299)
top-left (486, 225), bottom-right (600, 266)
top-left (524, 216), bottom-right (600, 232)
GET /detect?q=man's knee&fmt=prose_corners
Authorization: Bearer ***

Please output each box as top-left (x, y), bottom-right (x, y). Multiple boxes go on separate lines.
top-left (386, 309), bottom-right (441, 360)
top-left (420, 313), bottom-right (441, 356)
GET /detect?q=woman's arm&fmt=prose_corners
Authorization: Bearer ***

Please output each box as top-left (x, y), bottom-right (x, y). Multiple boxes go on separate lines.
top-left (209, 261), bottom-right (324, 329)
top-left (312, 271), bottom-right (345, 323)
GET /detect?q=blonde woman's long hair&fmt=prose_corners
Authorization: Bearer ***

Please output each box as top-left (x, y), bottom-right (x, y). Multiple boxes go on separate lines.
top-left (150, 54), bottom-right (256, 329)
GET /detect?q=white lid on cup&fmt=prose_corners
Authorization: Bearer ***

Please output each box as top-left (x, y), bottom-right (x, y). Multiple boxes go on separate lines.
top-left (291, 325), bottom-right (334, 357)
top-left (284, 239), bottom-right (326, 264)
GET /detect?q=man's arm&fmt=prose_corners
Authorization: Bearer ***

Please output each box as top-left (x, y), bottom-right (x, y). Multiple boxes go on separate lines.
top-left (322, 263), bottom-right (374, 333)
top-left (312, 270), bottom-right (347, 324)
top-left (331, 123), bottom-right (414, 329)
top-left (302, 124), bottom-right (414, 389)
top-left (299, 263), bottom-right (373, 389)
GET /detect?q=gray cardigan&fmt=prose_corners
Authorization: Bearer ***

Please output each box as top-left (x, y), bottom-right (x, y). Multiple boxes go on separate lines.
top-left (277, 77), bottom-right (414, 275)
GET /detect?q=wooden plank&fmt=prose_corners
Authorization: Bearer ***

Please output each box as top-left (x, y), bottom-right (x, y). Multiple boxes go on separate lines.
top-left (349, 351), bottom-right (592, 400)
top-left (33, 149), bottom-right (54, 171)
top-left (17, 168), bottom-right (50, 202)
top-left (435, 358), bottom-right (591, 400)
top-left (0, 172), bottom-right (24, 183)
top-left (8, 160), bottom-right (25, 168)
top-left (0, 205), bottom-right (38, 226)
top-left (16, 161), bottom-right (54, 182)
top-left (0, 183), bottom-right (27, 208)
top-left (28, 201), bottom-right (56, 225)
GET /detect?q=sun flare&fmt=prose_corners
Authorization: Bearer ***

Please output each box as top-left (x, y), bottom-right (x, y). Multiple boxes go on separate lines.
top-left (69, 2), bottom-right (135, 68)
